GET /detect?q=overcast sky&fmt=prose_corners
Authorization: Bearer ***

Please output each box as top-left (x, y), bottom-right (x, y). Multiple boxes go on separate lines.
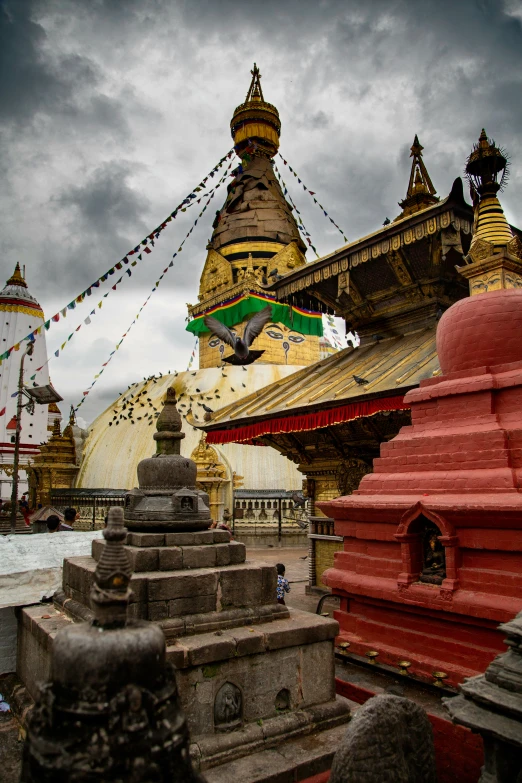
top-left (1, 0), bottom-right (521, 426)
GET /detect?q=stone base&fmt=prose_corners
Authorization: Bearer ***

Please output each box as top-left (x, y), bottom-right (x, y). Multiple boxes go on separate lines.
top-left (17, 524), bottom-right (351, 774)
top-left (202, 711), bottom-right (350, 781)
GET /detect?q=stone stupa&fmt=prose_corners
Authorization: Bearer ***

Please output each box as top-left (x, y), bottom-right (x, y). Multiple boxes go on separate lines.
top-left (18, 388), bottom-right (350, 779)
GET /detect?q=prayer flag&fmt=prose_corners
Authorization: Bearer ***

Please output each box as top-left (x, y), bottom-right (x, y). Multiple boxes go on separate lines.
top-left (144, 247), bottom-right (152, 254)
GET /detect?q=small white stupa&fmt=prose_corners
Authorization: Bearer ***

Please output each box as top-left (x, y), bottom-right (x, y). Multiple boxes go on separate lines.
top-left (0, 264), bottom-right (52, 499)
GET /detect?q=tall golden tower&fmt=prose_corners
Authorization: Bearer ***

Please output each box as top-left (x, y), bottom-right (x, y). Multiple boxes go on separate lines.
top-left (187, 65), bottom-right (322, 369)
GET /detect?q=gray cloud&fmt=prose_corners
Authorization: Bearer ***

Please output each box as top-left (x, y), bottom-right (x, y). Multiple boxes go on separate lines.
top-left (0, 0), bottom-right (521, 423)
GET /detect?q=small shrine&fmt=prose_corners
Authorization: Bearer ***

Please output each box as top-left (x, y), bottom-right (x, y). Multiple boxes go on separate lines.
top-left (17, 387), bottom-right (350, 778)
top-left (319, 131), bottom-right (522, 687)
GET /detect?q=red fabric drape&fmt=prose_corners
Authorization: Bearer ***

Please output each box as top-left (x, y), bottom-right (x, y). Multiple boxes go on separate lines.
top-left (206, 395), bottom-right (410, 444)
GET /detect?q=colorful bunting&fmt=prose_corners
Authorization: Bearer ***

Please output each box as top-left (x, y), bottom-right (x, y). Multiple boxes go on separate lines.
top-left (0, 148), bottom-right (235, 370)
top-left (272, 162), bottom-right (319, 258)
top-left (277, 153), bottom-right (349, 243)
top-left (75, 159), bottom-right (234, 411)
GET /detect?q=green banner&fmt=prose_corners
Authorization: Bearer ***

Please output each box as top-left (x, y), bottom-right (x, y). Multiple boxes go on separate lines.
top-left (186, 295), bottom-right (323, 337)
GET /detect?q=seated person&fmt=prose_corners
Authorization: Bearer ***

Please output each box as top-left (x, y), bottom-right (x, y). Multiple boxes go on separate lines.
top-left (46, 515), bottom-right (61, 533)
top-left (61, 506), bottom-right (79, 531)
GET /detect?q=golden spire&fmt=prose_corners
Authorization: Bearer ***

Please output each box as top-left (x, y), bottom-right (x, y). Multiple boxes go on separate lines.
top-left (6, 262), bottom-right (27, 289)
top-left (245, 63), bottom-right (264, 102)
top-left (466, 129), bottom-right (512, 247)
top-left (397, 135), bottom-right (439, 218)
top-left (457, 130), bottom-right (522, 295)
top-left (230, 64), bottom-right (281, 158)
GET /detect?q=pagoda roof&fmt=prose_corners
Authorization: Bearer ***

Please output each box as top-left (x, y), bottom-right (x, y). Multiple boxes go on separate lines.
top-left (201, 325), bottom-right (439, 445)
top-left (265, 178), bottom-right (472, 301)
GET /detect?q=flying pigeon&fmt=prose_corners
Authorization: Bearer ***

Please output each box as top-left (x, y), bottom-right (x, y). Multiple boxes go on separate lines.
top-left (203, 305), bottom-right (272, 365)
top-left (291, 492), bottom-right (307, 509)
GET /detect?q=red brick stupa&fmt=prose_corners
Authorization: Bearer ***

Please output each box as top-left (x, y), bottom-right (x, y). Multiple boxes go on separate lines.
top-left (320, 131), bottom-right (522, 687)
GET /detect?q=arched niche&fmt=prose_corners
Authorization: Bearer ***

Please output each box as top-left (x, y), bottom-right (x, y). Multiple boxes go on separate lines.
top-left (214, 682), bottom-right (242, 732)
top-left (395, 503), bottom-right (460, 595)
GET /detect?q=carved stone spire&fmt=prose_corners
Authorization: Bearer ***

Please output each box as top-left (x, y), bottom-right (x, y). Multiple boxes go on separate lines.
top-left (397, 135), bottom-right (439, 218)
top-left (153, 386), bottom-right (184, 456)
top-left (90, 506), bottom-right (132, 627)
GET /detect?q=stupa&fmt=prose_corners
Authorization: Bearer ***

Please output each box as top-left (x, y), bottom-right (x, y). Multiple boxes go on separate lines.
top-left (74, 65), bottom-right (329, 521)
top-left (18, 387), bottom-right (350, 778)
top-left (320, 131), bottom-right (522, 687)
top-left (21, 506), bottom-right (203, 782)
top-left (0, 263), bottom-right (52, 499)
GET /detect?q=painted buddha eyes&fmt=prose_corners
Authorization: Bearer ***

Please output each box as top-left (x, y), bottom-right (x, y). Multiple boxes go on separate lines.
top-left (266, 326), bottom-right (305, 344)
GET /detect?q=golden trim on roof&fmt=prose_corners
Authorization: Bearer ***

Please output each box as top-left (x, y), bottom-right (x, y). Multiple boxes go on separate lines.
top-left (275, 207), bottom-right (472, 298)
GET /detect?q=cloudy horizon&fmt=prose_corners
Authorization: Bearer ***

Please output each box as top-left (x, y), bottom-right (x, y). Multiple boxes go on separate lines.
top-left (1, 0), bottom-right (521, 425)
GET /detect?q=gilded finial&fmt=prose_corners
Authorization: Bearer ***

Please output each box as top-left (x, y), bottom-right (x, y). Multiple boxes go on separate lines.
top-left (397, 135), bottom-right (438, 218)
top-left (6, 262), bottom-right (28, 289)
top-left (231, 65), bottom-right (280, 159)
top-left (466, 128), bottom-right (509, 196)
top-left (247, 63), bottom-right (264, 102)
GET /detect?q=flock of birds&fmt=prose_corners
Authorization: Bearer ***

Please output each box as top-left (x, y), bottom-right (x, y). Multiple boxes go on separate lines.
top-left (109, 364), bottom-right (250, 431)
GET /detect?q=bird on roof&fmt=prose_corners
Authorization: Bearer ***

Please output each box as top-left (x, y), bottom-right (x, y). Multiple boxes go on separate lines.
top-left (202, 404), bottom-right (213, 413)
top-left (353, 374), bottom-right (369, 385)
top-left (203, 305), bottom-right (272, 365)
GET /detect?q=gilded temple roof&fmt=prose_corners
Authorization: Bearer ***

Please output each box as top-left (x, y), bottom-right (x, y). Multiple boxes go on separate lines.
top-left (201, 326), bottom-right (439, 440)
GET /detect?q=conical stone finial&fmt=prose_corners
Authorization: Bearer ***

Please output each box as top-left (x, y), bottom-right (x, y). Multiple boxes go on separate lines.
top-left (153, 386), bottom-right (184, 456)
top-left (91, 507), bottom-right (132, 627)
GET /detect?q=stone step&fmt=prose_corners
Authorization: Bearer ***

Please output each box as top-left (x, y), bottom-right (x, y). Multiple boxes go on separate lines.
top-left (126, 529), bottom-right (231, 548)
top-left (201, 712), bottom-right (349, 782)
top-left (62, 557), bottom-right (280, 624)
top-left (165, 609), bottom-right (339, 669)
top-left (91, 538), bottom-right (246, 572)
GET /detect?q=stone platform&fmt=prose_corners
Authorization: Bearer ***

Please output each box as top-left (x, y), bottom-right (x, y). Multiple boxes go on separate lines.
top-left (18, 527), bottom-right (350, 773)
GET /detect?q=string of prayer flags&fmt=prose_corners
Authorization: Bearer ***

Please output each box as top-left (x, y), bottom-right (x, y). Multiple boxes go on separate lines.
top-left (272, 163), bottom-right (319, 258)
top-left (75, 162), bottom-right (233, 411)
top-left (187, 338), bottom-right (199, 371)
top-left (277, 153), bottom-right (349, 243)
top-left (0, 148), bottom-right (235, 370)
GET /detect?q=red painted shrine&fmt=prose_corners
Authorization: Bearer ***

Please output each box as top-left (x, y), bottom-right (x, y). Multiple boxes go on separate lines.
top-left (320, 131), bottom-right (522, 687)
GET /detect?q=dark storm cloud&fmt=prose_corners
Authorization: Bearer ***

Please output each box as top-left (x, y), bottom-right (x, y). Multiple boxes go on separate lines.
top-left (58, 161), bottom-right (149, 237)
top-left (1, 0), bottom-right (522, 423)
top-left (0, 0), bottom-right (96, 123)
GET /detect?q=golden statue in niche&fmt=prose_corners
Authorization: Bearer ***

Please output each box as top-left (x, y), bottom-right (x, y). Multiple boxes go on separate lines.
top-left (419, 523), bottom-right (446, 585)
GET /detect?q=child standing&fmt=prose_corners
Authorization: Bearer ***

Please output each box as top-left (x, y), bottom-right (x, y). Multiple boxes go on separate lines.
top-left (276, 563), bottom-right (290, 605)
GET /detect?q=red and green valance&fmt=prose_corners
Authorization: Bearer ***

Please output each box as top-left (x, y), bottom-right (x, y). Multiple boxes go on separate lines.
top-left (206, 395), bottom-right (410, 444)
top-left (186, 292), bottom-right (323, 337)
